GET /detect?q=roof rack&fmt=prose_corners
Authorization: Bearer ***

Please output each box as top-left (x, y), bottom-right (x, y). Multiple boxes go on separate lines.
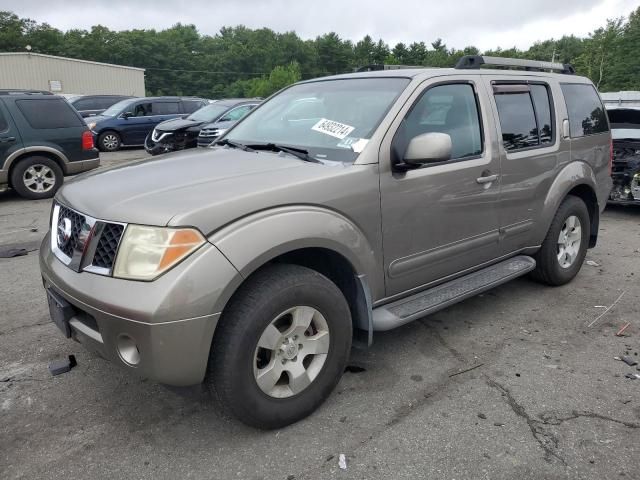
top-left (455, 55), bottom-right (575, 75)
top-left (0, 89), bottom-right (54, 96)
top-left (355, 64), bottom-right (422, 72)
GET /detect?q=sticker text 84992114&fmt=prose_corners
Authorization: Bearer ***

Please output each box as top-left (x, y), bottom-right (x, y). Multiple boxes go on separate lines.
top-left (311, 118), bottom-right (355, 140)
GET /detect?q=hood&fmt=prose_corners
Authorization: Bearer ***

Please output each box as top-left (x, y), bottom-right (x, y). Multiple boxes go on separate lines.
top-left (57, 147), bottom-right (357, 234)
top-left (86, 115), bottom-right (111, 125)
top-left (155, 117), bottom-right (204, 132)
top-left (201, 119), bottom-right (235, 130)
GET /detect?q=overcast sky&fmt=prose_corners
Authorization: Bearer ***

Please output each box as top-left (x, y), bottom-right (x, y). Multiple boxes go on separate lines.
top-left (3, 0), bottom-right (639, 51)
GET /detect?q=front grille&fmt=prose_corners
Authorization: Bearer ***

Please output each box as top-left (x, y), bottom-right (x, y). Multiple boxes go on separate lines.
top-left (199, 128), bottom-right (219, 138)
top-left (57, 206), bottom-right (85, 258)
top-left (92, 223), bottom-right (124, 269)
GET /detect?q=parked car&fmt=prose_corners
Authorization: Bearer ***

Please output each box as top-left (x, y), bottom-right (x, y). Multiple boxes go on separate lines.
top-left (144, 98), bottom-right (260, 155)
top-left (66, 95), bottom-right (135, 118)
top-left (86, 97), bottom-right (208, 151)
top-left (602, 91), bottom-right (640, 204)
top-left (40, 56), bottom-right (611, 428)
top-left (0, 89), bottom-right (98, 200)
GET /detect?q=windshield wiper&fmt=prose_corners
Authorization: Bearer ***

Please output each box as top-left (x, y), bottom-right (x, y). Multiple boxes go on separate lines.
top-left (215, 138), bottom-right (254, 151)
top-left (247, 143), bottom-right (321, 163)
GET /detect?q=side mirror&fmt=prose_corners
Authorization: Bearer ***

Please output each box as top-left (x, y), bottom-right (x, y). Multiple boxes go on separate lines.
top-left (403, 132), bottom-right (452, 166)
top-left (121, 111), bottom-right (133, 119)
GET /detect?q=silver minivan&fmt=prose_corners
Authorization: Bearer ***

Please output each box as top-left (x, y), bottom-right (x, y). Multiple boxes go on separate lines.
top-left (40, 56), bottom-right (612, 428)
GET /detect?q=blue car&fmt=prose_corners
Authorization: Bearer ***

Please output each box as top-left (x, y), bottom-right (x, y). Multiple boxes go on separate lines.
top-left (86, 97), bottom-right (209, 152)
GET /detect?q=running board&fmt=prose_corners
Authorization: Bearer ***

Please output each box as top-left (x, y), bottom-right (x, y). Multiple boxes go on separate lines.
top-left (372, 256), bottom-right (536, 331)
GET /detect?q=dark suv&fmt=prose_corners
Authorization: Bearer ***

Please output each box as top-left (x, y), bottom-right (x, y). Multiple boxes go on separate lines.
top-left (0, 90), bottom-right (99, 200)
top-left (66, 95), bottom-right (134, 118)
top-left (86, 97), bottom-right (209, 152)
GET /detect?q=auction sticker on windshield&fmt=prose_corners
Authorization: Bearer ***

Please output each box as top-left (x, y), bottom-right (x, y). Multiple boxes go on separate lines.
top-left (311, 118), bottom-right (355, 139)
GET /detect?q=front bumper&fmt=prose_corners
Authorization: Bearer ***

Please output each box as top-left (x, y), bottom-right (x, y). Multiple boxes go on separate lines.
top-left (39, 232), bottom-right (242, 386)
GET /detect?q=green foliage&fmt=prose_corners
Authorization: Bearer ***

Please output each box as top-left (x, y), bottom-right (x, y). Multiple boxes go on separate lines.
top-left (1, 8), bottom-right (639, 95)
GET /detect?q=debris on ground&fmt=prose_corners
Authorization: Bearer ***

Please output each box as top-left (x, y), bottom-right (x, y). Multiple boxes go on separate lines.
top-left (478, 413), bottom-right (487, 419)
top-left (338, 454), bottom-right (347, 470)
top-left (586, 260), bottom-right (601, 267)
top-left (48, 355), bottom-right (77, 376)
top-left (616, 323), bottom-right (632, 337)
top-left (621, 355), bottom-right (638, 367)
top-left (587, 291), bottom-right (626, 328)
top-left (0, 248), bottom-right (28, 258)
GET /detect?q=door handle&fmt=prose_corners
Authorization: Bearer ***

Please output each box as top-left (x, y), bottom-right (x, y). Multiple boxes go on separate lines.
top-left (0, 136), bottom-right (16, 143)
top-left (476, 174), bottom-right (498, 184)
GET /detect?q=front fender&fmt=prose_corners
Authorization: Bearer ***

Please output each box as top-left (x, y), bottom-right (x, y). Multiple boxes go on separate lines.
top-left (209, 204), bottom-right (380, 293)
top-left (534, 161), bottom-right (598, 246)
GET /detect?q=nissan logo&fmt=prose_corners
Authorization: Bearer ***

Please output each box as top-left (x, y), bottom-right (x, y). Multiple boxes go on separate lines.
top-left (57, 217), bottom-right (72, 248)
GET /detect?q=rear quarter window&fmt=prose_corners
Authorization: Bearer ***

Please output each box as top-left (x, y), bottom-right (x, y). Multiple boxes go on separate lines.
top-left (0, 109), bottom-right (8, 131)
top-left (561, 83), bottom-right (609, 137)
top-left (16, 98), bottom-right (84, 129)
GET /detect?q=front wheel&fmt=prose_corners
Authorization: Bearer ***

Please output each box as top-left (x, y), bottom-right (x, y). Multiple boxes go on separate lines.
top-left (207, 264), bottom-right (352, 429)
top-left (531, 196), bottom-right (590, 286)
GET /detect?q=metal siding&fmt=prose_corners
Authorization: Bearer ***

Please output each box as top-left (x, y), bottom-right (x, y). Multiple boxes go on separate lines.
top-left (0, 53), bottom-right (145, 96)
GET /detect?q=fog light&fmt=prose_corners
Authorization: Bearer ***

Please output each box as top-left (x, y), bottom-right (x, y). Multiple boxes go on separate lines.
top-left (117, 334), bottom-right (140, 366)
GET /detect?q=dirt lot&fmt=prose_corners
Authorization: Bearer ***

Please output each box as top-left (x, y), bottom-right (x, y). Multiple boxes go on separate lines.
top-left (1, 150), bottom-right (639, 480)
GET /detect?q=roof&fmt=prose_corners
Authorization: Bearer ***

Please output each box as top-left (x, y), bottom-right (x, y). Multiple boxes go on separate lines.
top-left (302, 67), bottom-right (588, 84)
top-left (215, 98), bottom-right (262, 106)
top-left (0, 52), bottom-right (145, 72)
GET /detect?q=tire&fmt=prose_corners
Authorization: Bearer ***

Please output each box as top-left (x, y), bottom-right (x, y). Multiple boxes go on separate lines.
top-left (208, 264), bottom-right (352, 429)
top-left (10, 156), bottom-right (63, 200)
top-left (98, 131), bottom-right (121, 152)
top-left (531, 195), bottom-right (590, 286)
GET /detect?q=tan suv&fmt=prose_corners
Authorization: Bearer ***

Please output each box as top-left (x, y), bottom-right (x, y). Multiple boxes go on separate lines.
top-left (40, 56), bottom-right (612, 428)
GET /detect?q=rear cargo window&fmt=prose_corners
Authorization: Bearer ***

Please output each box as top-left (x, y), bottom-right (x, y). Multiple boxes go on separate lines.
top-left (182, 100), bottom-right (204, 114)
top-left (561, 83), bottom-right (609, 137)
top-left (16, 98), bottom-right (84, 129)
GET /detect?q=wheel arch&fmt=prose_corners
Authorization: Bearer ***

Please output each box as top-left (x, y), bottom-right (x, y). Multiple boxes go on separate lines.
top-left (539, 161), bottom-right (600, 248)
top-left (7, 149), bottom-right (67, 186)
top-left (209, 206), bottom-right (380, 346)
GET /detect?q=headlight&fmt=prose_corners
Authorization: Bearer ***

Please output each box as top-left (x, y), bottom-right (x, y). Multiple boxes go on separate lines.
top-left (113, 225), bottom-right (206, 280)
top-left (216, 129), bottom-right (227, 136)
top-left (87, 122), bottom-right (97, 130)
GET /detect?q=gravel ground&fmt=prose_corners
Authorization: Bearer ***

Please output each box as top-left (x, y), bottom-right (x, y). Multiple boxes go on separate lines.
top-left (1, 150), bottom-right (639, 480)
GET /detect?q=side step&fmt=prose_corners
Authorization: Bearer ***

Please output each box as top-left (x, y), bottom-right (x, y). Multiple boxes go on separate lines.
top-left (372, 255), bottom-right (536, 331)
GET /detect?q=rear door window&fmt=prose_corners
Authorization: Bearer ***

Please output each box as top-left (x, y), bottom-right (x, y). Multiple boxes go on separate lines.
top-left (493, 83), bottom-right (554, 151)
top-left (16, 98), bottom-right (84, 129)
top-left (561, 83), bottom-right (609, 137)
top-left (153, 102), bottom-right (180, 115)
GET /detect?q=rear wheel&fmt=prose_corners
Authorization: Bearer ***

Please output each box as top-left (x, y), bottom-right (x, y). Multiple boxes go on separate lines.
top-left (10, 156), bottom-right (63, 200)
top-left (207, 264), bottom-right (352, 429)
top-left (98, 131), bottom-right (121, 152)
top-left (531, 196), bottom-right (590, 286)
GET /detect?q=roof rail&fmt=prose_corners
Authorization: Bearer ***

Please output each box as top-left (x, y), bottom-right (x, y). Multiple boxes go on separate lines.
top-left (355, 64), bottom-right (423, 72)
top-left (0, 89), bottom-right (54, 96)
top-left (455, 55), bottom-right (575, 75)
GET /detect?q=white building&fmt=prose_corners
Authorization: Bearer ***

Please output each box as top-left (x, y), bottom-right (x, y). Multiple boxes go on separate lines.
top-left (0, 52), bottom-right (145, 96)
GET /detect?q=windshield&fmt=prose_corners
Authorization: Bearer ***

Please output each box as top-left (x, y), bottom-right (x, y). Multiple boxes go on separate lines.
top-left (101, 98), bottom-right (137, 117)
top-left (607, 108), bottom-right (640, 139)
top-left (225, 78), bottom-right (410, 162)
top-left (187, 104), bottom-right (229, 122)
